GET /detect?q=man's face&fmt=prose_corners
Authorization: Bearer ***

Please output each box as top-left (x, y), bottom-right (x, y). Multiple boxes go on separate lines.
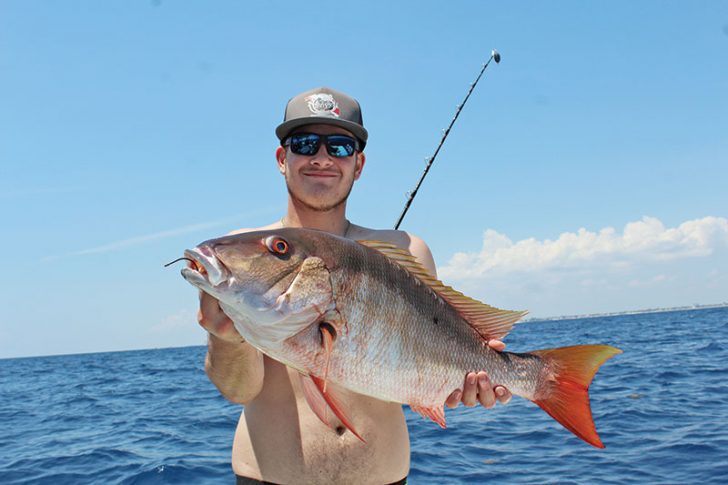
top-left (277, 124), bottom-right (365, 212)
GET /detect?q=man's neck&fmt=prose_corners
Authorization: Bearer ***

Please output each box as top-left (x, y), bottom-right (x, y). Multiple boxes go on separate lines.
top-left (282, 201), bottom-right (350, 237)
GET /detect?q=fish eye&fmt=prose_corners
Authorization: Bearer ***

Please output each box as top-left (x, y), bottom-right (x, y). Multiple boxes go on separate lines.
top-left (266, 236), bottom-right (289, 255)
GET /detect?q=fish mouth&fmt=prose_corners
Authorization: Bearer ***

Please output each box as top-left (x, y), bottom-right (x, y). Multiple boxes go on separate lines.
top-left (180, 246), bottom-right (231, 288)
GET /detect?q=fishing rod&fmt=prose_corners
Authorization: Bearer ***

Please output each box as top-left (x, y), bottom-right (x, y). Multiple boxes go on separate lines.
top-left (394, 49), bottom-right (501, 230)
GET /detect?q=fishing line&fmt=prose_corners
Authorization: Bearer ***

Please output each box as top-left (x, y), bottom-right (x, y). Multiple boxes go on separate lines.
top-left (394, 49), bottom-right (501, 230)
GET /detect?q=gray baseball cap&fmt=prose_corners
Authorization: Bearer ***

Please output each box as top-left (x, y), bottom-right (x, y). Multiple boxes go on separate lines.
top-left (275, 87), bottom-right (368, 149)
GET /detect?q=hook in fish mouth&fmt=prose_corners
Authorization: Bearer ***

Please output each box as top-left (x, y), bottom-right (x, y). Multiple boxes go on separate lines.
top-left (164, 257), bottom-right (196, 268)
top-left (164, 256), bottom-right (208, 277)
top-left (174, 247), bottom-right (230, 287)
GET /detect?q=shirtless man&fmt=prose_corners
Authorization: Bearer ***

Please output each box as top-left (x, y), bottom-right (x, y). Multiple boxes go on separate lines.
top-left (198, 87), bottom-right (511, 484)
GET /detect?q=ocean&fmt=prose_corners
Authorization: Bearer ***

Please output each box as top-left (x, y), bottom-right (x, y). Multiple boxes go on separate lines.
top-left (1, 307), bottom-right (726, 484)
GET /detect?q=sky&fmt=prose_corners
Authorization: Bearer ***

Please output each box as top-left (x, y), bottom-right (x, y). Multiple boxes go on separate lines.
top-left (1, 1), bottom-right (726, 359)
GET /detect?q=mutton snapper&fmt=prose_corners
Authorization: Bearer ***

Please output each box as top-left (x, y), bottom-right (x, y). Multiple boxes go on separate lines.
top-left (178, 228), bottom-right (621, 448)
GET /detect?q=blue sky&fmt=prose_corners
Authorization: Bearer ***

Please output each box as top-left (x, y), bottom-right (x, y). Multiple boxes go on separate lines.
top-left (1, 1), bottom-right (726, 358)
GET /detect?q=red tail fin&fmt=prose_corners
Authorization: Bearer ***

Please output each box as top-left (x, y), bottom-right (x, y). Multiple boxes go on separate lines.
top-left (531, 345), bottom-right (622, 448)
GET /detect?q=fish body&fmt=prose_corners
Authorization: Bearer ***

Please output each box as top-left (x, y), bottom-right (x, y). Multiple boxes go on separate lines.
top-left (180, 228), bottom-right (621, 447)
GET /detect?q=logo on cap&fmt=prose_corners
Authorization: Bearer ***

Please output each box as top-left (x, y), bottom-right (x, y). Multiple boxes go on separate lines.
top-left (305, 93), bottom-right (340, 118)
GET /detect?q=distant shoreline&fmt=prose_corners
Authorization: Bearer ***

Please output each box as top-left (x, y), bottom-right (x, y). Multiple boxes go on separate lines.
top-left (526, 302), bottom-right (728, 323)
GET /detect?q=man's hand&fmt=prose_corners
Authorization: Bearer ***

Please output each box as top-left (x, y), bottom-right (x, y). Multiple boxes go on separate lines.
top-left (445, 339), bottom-right (512, 409)
top-left (198, 291), bottom-right (245, 343)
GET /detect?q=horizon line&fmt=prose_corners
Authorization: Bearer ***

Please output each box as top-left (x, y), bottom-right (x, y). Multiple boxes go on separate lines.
top-left (3, 303), bottom-right (726, 361)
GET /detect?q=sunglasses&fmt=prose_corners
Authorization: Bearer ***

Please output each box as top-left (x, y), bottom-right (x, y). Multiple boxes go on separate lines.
top-left (283, 133), bottom-right (361, 158)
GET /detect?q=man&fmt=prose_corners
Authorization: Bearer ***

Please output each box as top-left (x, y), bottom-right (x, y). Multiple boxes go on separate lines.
top-left (198, 87), bottom-right (511, 484)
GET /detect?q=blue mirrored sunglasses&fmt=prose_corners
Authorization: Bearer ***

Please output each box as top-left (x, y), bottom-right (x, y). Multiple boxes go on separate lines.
top-left (283, 133), bottom-right (360, 158)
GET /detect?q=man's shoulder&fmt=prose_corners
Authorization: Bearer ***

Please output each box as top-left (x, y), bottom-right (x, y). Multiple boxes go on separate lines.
top-left (352, 225), bottom-right (430, 246)
top-left (352, 225), bottom-right (436, 274)
top-left (353, 227), bottom-right (411, 246)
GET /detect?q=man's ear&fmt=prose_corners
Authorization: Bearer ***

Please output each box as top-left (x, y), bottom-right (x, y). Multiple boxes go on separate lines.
top-left (276, 146), bottom-right (287, 175)
top-left (354, 152), bottom-right (366, 180)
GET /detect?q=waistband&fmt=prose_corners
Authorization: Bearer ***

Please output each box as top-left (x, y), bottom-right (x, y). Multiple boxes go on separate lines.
top-left (235, 474), bottom-right (407, 485)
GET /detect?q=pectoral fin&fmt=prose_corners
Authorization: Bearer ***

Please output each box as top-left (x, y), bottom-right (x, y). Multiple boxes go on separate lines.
top-left (319, 322), bottom-right (336, 392)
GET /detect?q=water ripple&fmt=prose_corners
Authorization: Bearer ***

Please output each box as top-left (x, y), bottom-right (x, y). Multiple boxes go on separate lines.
top-left (1, 308), bottom-right (727, 483)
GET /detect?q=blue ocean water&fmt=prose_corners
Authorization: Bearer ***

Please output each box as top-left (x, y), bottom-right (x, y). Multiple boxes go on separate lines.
top-left (1, 307), bottom-right (727, 484)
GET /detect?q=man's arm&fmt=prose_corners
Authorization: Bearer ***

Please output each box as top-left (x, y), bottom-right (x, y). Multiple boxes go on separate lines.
top-left (197, 227), bottom-right (268, 404)
top-left (405, 233), bottom-right (512, 409)
top-left (199, 292), bottom-right (264, 404)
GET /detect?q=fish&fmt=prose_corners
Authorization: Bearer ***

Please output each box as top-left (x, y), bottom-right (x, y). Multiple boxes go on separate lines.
top-left (178, 227), bottom-right (621, 448)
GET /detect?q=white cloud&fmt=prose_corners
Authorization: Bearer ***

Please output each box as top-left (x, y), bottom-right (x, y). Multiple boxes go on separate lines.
top-left (147, 308), bottom-right (207, 348)
top-left (150, 308), bottom-right (198, 334)
top-left (440, 216), bottom-right (728, 279)
top-left (438, 216), bottom-right (728, 317)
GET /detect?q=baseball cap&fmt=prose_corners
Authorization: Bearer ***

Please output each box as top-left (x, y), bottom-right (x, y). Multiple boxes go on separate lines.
top-left (275, 87), bottom-right (368, 149)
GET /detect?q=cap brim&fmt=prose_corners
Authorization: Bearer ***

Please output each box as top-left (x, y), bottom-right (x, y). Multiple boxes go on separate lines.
top-left (276, 117), bottom-right (368, 148)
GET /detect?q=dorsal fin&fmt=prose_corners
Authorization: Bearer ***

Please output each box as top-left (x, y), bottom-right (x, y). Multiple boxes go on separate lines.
top-left (357, 240), bottom-right (527, 341)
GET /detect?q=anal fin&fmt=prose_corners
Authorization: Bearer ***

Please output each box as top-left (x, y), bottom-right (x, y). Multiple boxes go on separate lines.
top-left (410, 404), bottom-right (446, 428)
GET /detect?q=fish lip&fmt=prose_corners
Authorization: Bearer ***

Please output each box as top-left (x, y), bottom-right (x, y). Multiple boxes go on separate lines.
top-left (180, 247), bottom-right (230, 287)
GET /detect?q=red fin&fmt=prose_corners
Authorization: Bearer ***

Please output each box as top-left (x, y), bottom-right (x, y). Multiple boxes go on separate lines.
top-left (319, 324), bottom-right (335, 393)
top-left (299, 374), bottom-right (335, 429)
top-left (410, 404), bottom-right (446, 428)
top-left (531, 345), bottom-right (622, 448)
top-left (356, 240), bottom-right (526, 340)
top-left (310, 376), bottom-right (365, 443)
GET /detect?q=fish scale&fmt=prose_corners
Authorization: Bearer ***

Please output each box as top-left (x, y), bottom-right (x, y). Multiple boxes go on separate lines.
top-left (324, 267), bottom-right (538, 404)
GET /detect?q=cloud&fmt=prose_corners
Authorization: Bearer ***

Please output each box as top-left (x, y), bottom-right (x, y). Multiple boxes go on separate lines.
top-left (150, 308), bottom-right (197, 334)
top-left (439, 216), bottom-right (728, 279)
top-left (147, 308), bottom-right (207, 348)
top-left (42, 207), bottom-right (278, 262)
top-left (438, 216), bottom-right (728, 317)
top-left (64, 220), bottom-right (232, 256)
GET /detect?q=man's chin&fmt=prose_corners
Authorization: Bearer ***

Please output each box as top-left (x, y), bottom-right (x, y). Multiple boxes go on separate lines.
top-left (286, 182), bottom-right (354, 213)
top-left (295, 197), bottom-right (347, 213)
top-left (287, 190), bottom-right (347, 212)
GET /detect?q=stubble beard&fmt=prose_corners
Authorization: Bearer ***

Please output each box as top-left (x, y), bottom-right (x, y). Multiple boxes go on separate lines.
top-left (285, 171), bottom-right (356, 213)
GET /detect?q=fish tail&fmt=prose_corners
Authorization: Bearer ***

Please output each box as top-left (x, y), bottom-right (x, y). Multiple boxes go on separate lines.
top-left (530, 345), bottom-right (622, 448)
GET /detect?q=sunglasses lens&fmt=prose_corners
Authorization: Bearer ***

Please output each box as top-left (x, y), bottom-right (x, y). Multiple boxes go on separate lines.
top-left (289, 134), bottom-right (321, 155)
top-left (325, 135), bottom-right (356, 157)
top-left (286, 134), bottom-right (358, 157)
